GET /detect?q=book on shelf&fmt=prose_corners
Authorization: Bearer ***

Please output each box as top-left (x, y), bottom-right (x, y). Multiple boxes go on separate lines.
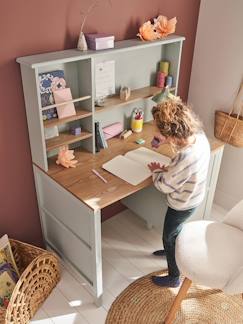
top-left (95, 121), bottom-right (108, 151)
top-left (53, 88), bottom-right (76, 119)
top-left (98, 123), bottom-right (108, 149)
top-left (95, 122), bottom-right (101, 152)
top-left (39, 70), bottom-right (66, 120)
top-left (102, 147), bottom-right (171, 186)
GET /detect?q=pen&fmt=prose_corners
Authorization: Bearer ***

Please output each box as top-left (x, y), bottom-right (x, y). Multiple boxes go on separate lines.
top-left (92, 169), bottom-right (108, 183)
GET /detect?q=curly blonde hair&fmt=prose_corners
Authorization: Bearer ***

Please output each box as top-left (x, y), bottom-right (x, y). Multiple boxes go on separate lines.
top-left (152, 100), bottom-right (202, 140)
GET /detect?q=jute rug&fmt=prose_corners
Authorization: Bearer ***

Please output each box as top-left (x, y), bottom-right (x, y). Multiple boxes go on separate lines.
top-left (106, 271), bottom-right (243, 324)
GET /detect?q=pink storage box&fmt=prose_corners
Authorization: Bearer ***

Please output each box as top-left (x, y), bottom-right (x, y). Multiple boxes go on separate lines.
top-left (103, 122), bottom-right (123, 140)
top-left (85, 33), bottom-right (115, 50)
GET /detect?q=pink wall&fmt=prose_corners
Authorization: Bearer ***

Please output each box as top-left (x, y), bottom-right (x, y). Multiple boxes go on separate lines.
top-left (0, 0), bottom-right (200, 246)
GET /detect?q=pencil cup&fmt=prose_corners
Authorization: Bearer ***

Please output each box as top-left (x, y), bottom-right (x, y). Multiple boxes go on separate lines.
top-left (131, 119), bottom-right (143, 133)
top-left (131, 108), bottom-right (144, 133)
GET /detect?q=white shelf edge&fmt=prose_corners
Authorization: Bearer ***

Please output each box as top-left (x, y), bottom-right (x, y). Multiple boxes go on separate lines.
top-left (41, 95), bottom-right (91, 111)
top-left (16, 35), bottom-right (186, 68)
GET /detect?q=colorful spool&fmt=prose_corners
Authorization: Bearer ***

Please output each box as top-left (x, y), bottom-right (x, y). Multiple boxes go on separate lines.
top-left (160, 61), bottom-right (170, 76)
top-left (156, 71), bottom-right (166, 88)
top-left (165, 75), bottom-right (173, 88)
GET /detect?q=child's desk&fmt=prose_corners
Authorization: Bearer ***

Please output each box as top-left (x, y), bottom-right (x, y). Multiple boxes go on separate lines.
top-left (34, 122), bottom-right (224, 304)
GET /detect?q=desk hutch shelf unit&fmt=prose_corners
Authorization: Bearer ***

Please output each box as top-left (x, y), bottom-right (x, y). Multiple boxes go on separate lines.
top-left (17, 35), bottom-right (224, 305)
top-left (17, 35), bottom-right (184, 172)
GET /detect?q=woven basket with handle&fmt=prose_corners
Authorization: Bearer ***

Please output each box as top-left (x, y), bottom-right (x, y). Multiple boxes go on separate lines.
top-left (215, 84), bottom-right (243, 147)
top-left (0, 239), bottom-right (60, 324)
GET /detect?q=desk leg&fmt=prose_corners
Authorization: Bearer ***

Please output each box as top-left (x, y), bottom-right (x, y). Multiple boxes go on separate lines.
top-left (90, 209), bottom-right (103, 305)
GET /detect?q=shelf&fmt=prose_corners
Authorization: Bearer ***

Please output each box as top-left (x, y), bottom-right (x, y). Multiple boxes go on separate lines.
top-left (44, 108), bottom-right (92, 128)
top-left (41, 95), bottom-right (91, 111)
top-left (95, 86), bottom-right (176, 112)
top-left (46, 131), bottom-right (92, 152)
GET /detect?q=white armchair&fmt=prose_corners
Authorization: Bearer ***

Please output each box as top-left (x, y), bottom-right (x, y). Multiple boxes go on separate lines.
top-left (165, 200), bottom-right (243, 324)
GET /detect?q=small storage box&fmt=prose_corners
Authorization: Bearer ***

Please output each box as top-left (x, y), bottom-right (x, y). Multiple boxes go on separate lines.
top-left (85, 33), bottom-right (115, 50)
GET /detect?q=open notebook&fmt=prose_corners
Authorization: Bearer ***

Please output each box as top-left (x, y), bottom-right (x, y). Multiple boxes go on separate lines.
top-left (102, 147), bottom-right (171, 186)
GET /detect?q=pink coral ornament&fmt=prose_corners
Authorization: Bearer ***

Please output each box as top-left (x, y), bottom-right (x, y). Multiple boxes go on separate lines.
top-left (137, 21), bottom-right (159, 41)
top-left (137, 15), bottom-right (177, 41)
top-left (154, 15), bottom-right (177, 38)
top-left (56, 146), bottom-right (78, 168)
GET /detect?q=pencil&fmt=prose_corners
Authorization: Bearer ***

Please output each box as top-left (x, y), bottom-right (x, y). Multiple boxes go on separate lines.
top-left (92, 169), bottom-right (108, 183)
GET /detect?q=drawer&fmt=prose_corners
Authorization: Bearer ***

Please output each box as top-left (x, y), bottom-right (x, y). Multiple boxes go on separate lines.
top-left (35, 168), bottom-right (93, 246)
top-left (44, 211), bottom-right (93, 284)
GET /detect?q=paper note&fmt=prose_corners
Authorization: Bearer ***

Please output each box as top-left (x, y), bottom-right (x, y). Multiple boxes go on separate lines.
top-left (95, 61), bottom-right (115, 99)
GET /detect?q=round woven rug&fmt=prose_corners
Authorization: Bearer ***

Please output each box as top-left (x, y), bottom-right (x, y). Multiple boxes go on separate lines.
top-left (106, 271), bottom-right (243, 324)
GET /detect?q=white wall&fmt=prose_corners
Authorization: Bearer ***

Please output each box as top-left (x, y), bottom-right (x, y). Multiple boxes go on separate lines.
top-left (188, 0), bottom-right (243, 210)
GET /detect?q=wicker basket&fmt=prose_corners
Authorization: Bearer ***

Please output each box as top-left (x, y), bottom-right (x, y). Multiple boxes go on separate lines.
top-left (0, 239), bottom-right (60, 324)
top-left (215, 84), bottom-right (243, 147)
top-left (215, 110), bottom-right (243, 147)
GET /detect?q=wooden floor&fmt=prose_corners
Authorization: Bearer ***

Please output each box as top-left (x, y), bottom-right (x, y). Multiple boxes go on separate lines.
top-left (31, 205), bottom-right (226, 324)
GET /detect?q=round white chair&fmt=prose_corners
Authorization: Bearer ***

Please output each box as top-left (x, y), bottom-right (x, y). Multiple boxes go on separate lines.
top-left (165, 200), bottom-right (243, 324)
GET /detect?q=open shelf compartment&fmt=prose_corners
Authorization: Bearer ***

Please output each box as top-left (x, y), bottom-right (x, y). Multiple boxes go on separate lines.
top-left (46, 131), bottom-right (92, 152)
top-left (44, 108), bottom-right (92, 128)
top-left (95, 86), bottom-right (176, 112)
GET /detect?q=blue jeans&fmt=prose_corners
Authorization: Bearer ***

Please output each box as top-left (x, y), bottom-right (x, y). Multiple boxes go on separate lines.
top-left (163, 206), bottom-right (196, 278)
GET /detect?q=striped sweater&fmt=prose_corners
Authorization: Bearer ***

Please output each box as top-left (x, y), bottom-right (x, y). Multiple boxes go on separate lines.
top-left (152, 132), bottom-right (210, 210)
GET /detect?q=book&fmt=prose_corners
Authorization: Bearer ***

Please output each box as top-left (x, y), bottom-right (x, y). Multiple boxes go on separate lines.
top-left (95, 122), bottom-right (101, 152)
top-left (0, 235), bottom-right (19, 308)
top-left (53, 88), bottom-right (76, 119)
top-left (39, 70), bottom-right (66, 120)
top-left (102, 147), bottom-right (171, 186)
top-left (98, 123), bottom-right (108, 149)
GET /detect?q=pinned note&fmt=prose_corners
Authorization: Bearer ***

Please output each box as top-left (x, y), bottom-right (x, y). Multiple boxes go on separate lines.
top-left (95, 60), bottom-right (115, 100)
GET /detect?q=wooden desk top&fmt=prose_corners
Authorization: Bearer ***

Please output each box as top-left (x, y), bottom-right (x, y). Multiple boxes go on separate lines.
top-left (45, 123), bottom-right (224, 211)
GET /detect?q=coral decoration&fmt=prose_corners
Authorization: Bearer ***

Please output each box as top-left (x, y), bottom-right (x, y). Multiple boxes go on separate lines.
top-left (137, 21), bottom-right (159, 41)
top-left (137, 15), bottom-right (177, 41)
top-left (154, 15), bottom-right (177, 38)
top-left (56, 146), bottom-right (78, 168)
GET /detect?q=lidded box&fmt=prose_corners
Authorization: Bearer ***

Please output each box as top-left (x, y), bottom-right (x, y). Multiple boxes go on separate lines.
top-left (85, 33), bottom-right (115, 50)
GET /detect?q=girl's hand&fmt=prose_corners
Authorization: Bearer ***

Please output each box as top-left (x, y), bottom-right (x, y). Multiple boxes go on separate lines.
top-left (148, 162), bottom-right (168, 172)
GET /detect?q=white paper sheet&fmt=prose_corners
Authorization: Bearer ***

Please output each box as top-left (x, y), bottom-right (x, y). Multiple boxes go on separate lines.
top-left (103, 155), bottom-right (151, 186)
top-left (125, 147), bottom-right (171, 168)
top-left (95, 60), bottom-right (115, 99)
top-left (102, 148), bottom-right (171, 186)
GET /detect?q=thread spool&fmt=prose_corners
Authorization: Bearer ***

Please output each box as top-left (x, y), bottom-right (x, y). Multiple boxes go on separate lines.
top-left (165, 75), bottom-right (173, 88)
top-left (160, 61), bottom-right (170, 76)
top-left (156, 71), bottom-right (166, 88)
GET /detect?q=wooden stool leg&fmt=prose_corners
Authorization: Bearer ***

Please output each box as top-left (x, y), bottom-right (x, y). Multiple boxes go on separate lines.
top-left (164, 278), bottom-right (192, 324)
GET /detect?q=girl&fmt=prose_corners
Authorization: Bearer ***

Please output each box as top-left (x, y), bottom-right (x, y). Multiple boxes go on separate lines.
top-left (148, 100), bottom-right (210, 288)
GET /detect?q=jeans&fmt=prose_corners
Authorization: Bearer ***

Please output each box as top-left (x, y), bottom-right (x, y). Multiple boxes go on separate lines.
top-left (163, 206), bottom-right (196, 278)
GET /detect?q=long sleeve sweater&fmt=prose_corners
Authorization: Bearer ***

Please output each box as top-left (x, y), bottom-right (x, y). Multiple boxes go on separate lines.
top-left (152, 132), bottom-right (210, 210)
